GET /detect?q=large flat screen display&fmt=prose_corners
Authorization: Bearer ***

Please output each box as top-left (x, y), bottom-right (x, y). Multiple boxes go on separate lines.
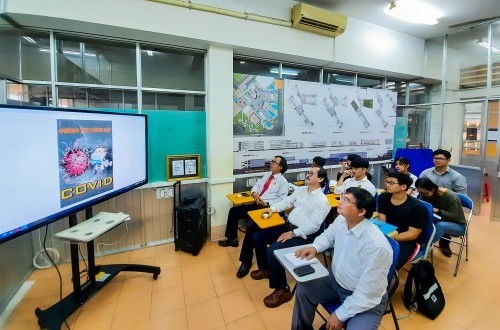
top-left (0, 105), bottom-right (148, 244)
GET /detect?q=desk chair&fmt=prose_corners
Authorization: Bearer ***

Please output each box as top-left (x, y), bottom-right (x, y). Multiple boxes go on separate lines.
top-left (408, 200), bottom-right (436, 264)
top-left (437, 193), bottom-right (473, 276)
top-left (316, 235), bottom-right (401, 330)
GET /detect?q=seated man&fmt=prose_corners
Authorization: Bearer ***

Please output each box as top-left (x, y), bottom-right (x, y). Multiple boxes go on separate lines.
top-left (336, 154), bottom-right (373, 182)
top-left (415, 177), bottom-right (467, 257)
top-left (236, 167), bottom-right (330, 288)
top-left (419, 149), bottom-right (468, 195)
top-left (219, 156), bottom-right (289, 247)
top-left (377, 173), bottom-right (428, 269)
top-left (291, 187), bottom-right (392, 330)
top-left (334, 157), bottom-right (376, 197)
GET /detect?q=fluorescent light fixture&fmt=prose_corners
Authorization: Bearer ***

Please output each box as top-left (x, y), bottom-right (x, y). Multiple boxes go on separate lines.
top-left (146, 50), bottom-right (154, 56)
top-left (240, 61), bottom-right (245, 64)
top-left (39, 48), bottom-right (96, 57)
top-left (269, 68), bottom-right (299, 76)
top-left (385, 0), bottom-right (442, 25)
top-left (22, 36), bottom-right (36, 44)
top-left (477, 39), bottom-right (500, 53)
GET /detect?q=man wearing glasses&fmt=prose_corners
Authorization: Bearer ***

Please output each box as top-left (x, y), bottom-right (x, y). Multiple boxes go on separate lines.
top-left (291, 187), bottom-right (392, 330)
top-left (419, 149), bottom-right (467, 195)
top-left (219, 156), bottom-right (289, 247)
top-left (377, 173), bottom-right (428, 269)
top-left (238, 167), bottom-right (330, 308)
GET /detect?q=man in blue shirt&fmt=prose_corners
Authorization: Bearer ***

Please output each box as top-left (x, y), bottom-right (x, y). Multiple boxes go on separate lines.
top-left (419, 149), bottom-right (467, 195)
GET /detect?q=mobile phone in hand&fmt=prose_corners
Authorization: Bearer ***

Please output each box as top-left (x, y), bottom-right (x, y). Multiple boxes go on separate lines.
top-left (241, 192), bottom-right (250, 197)
top-left (293, 264), bottom-right (315, 277)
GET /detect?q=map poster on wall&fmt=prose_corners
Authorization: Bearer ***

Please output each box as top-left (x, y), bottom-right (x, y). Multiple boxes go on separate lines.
top-left (233, 75), bottom-right (397, 175)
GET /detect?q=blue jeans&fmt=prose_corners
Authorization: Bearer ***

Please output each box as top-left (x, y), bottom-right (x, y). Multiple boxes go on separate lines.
top-left (432, 220), bottom-right (466, 243)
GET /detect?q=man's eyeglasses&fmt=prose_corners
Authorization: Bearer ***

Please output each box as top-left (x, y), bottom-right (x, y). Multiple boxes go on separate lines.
top-left (385, 180), bottom-right (399, 186)
top-left (270, 160), bottom-right (279, 165)
top-left (433, 157), bottom-right (448, 161)
top-left (338, 194), bottom-right (353, 204)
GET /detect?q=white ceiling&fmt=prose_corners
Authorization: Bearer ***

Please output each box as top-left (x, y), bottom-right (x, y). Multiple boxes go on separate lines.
top-left (294, 0), bottom-right (500, 39)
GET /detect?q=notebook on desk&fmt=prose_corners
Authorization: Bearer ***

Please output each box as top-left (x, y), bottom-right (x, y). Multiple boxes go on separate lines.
top-left (284, 252), bottom-right (319, 267)
top-left (370, 219), bottom-right (398, 237)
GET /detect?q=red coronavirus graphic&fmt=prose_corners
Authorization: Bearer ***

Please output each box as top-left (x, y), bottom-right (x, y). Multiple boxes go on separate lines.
top-left (61, 148), bottom-right (89, 176)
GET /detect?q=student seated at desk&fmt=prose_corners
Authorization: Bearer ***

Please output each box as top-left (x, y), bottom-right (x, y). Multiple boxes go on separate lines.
top-left (334, 157), bottom-right (376, 197)
top-left (219, 156), bottom-right (289, 247)
top-left (415, 177), bottom-right (466, 257)
top-left (336, 154), bottom-right (373, 182)
top-left (312, 156), bottom-right (331, 194)
top-left (377, 173), bottom-right (428, 270)
top-left (236, 167), bottom-right (330, 302)
top-left (291, 187), bottom-right (392, 330)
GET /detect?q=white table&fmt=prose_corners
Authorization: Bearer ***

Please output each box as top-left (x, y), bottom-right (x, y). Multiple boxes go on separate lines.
top-left (274, 244), bottom-right (329, 283)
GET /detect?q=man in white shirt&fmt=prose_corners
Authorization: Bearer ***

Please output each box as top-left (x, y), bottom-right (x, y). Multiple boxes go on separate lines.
top-left (292, 187), bottom-right (392, 330)
top-left (334, 157), bottom-right (376, 197)
top-left (219, 156), bottom-right (289, 247)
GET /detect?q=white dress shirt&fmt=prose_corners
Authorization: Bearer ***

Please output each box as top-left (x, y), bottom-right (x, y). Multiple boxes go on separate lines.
top-left (270, 186), bottom-right (330, 239)
top-left (334, 176), bottom-right (376, 197)
top-left (250, 172), bottom-right (289, 205)
top-left (312, 216), bottom-right (392, 322)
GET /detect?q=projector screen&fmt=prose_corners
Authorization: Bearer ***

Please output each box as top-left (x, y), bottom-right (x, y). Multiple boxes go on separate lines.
top-left (0, 105), bottom-right (148, 244)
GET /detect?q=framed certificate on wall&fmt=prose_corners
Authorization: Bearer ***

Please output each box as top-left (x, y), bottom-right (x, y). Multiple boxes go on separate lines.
top-left (166, 154), bottom-right (201, 181)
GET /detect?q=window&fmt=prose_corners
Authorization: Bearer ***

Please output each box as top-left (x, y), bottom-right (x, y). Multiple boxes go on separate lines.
top-left (233, 58), bottom-right (280, 78)
top-left (21, 32), bottom-right (51, 81)
top-left (323, 70), bottom-right (354, 86)
top-left (58, 86), bottom-right (138, 109)
top-left (142, 47), bottom-right (205, 91)
top-left (357, 75), bottom-right (383, 89)
top-left (7, 83), bottom-right (52, 106)
top-left (142, 92), bottom-right (205, 111)
top-left (281, 64), bottom-right (320, 82)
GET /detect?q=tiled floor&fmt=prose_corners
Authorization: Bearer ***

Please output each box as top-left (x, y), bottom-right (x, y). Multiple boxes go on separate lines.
top-left (3, 202), bottom-right (500, 330)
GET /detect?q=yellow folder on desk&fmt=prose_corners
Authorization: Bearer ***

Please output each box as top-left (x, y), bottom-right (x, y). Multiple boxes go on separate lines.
top-left (247, 209), bottom-right (285, 229)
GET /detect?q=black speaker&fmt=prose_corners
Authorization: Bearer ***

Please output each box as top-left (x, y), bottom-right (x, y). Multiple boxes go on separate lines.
top-left (175, 196), bottom-right (207, 256)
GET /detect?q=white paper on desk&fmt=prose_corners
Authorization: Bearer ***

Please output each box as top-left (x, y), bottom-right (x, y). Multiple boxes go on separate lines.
top-left (284, 252), bottom-right (318, 267)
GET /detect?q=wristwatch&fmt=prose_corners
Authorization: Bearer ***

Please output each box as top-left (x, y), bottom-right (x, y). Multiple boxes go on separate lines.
top-left (290, 230), bottom-right (296, 238)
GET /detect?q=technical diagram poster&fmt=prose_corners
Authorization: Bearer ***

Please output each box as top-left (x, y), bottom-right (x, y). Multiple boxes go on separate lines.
top-left (58, 119), bottom-right (113, 207)
top-left (233, 75), bottom-right (397, 174)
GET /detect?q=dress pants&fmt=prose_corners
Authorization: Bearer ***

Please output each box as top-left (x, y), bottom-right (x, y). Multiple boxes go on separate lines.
top-left (238, 221), bottom-right (287, 268)
top-left (224, 204), bottom-right (261, 239)
top-left (292, 271), bottom-right (387, 330)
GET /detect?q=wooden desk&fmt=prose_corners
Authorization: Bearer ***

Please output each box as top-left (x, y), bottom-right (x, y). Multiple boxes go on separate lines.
top-left (293, 180), bottom-right (305, 186)
top-left (326, 194), bottom-right (340, 208)
top-left (247, 209), bottom-right (285, 229)
top-left (274, 244), bottom-right (329, 283)
top-left (227, 191), bottom-right (254, 205)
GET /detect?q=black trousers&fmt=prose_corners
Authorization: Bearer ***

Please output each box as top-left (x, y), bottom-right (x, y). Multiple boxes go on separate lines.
top-left (224, 203), bottom-right (262, 239)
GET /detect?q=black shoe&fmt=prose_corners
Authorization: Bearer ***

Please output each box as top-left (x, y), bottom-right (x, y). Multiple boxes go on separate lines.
top-left (439, 239), bottom-right (453, 257)
top-left (236, 263), bottom-right (251, 278)
top-left (218, 238), bottom-right (238, 247)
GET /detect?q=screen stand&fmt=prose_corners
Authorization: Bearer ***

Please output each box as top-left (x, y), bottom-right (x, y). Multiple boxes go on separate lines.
top-left (35, 209), bottom-right (161, 330)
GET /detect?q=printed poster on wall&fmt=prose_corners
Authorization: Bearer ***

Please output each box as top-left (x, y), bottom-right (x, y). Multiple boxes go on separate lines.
top-left (233, 74), bottom-right (397, 174)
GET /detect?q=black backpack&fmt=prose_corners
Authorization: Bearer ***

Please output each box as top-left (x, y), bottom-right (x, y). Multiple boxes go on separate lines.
top-left (403, 260), bottom-right (445, 320)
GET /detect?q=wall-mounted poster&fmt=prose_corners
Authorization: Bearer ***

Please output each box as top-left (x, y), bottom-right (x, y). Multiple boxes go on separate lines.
top-left (166, 155), bottom-right (201, 181)
top-left (233, 74), bottom-right (397, 174)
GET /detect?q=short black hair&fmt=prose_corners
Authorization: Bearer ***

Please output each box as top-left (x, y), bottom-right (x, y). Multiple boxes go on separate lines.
top-left (275, 156), bottom-right (288, 173)
top-left (312, 156), bottom-right (326, 167)
top-left (433, 149), bottom-right (451, 160)
top-left (317, 167), bottom-right (328, 188)
top-left (388, 172), bottom-right (413, 191)
top-left (415, 177), bottom-right (438, 191)
top-left (350, 157), bottom-right (369, 169)
top-left (347, 154), bottom-right (361, 162)
top-left (345, 187), bottom-right (375, 218)
top-left (395, 157), bottom-right (411, 168)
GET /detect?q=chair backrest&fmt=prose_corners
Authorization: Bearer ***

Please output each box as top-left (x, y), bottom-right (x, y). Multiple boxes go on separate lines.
top-left (457, 193), bottom-right (473, 226)
top-left (414, 200), bottom-right (436, 261)
top-left (385, 235), bottom-right (400, 286)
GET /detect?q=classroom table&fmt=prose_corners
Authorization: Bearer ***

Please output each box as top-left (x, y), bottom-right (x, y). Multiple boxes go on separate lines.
top-left (247, 209), bottom-right (285, 229)
top-left (226, 191), bottom-right (254, 205)
top-left (274, 244), bottom-right (329, 283)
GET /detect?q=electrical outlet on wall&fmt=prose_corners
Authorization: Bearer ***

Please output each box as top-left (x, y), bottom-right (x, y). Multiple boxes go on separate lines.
top-left (156, 187), bottom-right (174, 199)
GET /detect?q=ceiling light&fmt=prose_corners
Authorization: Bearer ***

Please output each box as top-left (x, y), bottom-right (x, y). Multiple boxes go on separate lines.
top-left (147, 50), bottom-right (154, 56)
top-left (269, 68), bottom-right (299, 76)
top-left (477, 39), bottom-right (500, 53)
top-left (240, 61), bottom-right (245, 64)
top-left (385, 0), bottom-right (442, 25)
top-left (22, 36), bottom-right (36, 44)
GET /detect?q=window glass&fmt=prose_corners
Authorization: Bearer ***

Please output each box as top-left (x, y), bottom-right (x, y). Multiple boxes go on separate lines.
top-left (408, 82), bottom-right (433, 104)
top-left (58, 86), bottom-right (138, 109)
top-left (386, 80), bottom-right (406, 105)
top-left (281, 64), bottom-right (320, 82)
top-left (21, 32), bottom-right (51, 81)
top-left (142, 91), bottom-right (205, 111)
top-left (0, 28), bottom-right (20, 80)
top-left (56, 36), bottom-right (137, 86)
top-left (233, 58), bottom-right (280, 78)
top-left (142, 47), bottom-right (204, 91)
top-left (6, 83), bottom-right (52, 106)
top-left (357, 75), bottom-right (383, 88)
top-left (323, 70), bottom-right (354, 86)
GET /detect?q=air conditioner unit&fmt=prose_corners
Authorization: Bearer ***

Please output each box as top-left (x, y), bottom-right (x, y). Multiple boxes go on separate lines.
top-left (292, 3), bottom-right (347, 38)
